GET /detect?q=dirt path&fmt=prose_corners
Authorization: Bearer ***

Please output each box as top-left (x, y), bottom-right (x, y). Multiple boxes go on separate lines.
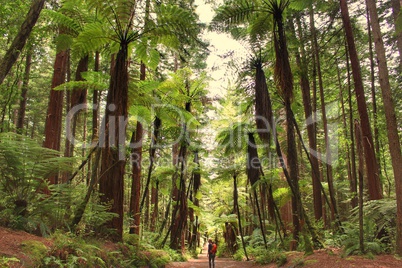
top-left (166, 244), bottom-right (259, 268)
top-left (166, 244), bottom-right (402, 268)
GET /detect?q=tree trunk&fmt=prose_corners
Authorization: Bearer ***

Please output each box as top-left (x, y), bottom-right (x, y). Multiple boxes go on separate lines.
top-left (234, 173), bottom-right (249, 261)
top-left (339, 0), bottom-right (383, 200)
top-left (311, 8), bottom-right (337, 221)
top-left (92, 51), bottom-right (100, 141)
top-left (294, 13), bottom-right (322, 221)
top-left (354, 120), bottom-right (365, 253)
top-left (247, 133), bottom-right (268, 248)
top-left (391, 0), bottom-right (402, 70)
top-left (271, 0), bottom-right (301, 244)
top-left (365, 3), bottom-right (381, 169)
top-left (43, 48), bottom-right (68, 184)
top-left (0, 0), bottom-right (45, 85)
top-left (16, 45), bottom-right (32, 133)
top-left (170, 143), bottom-right (188, 251)
top-left (99, 43), bottom-right (129, 242)
top-left (149, 118), bottom-right (162, 232)
top-left (344, 42), bottom-right (358, 208)
top-left (129, 122), bottom-right (143, 235)
top-left (366, 0), bottom-right (402, 255)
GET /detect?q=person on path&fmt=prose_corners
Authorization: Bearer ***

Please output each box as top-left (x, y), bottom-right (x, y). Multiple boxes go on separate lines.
top-left (208, 239), bottom-right (217, 268)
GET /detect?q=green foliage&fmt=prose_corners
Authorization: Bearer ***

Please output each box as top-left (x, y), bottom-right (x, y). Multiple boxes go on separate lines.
top-left (0, 133), bottom-right (76, 234)
top-left (43, 232), bottom-right (107, 267)
top-left (0, 256), bottom-right (20, 267)
top-left (53, 71), bottom-right (109, 92)
top-left (252, 247), bottom-right (287, 266)
top-left (339, 221), bottom-right (385, 257)
top-left (21, 240), bottom-right (49, 265)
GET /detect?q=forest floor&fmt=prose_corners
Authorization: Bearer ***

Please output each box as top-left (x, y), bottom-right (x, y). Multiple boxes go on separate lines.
top-left (166, 244), bottom-right (402, 268)
top-left (1, 226), bottom-right (402, 267)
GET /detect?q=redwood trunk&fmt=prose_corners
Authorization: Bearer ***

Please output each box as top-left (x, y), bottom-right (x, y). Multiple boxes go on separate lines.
top-left (43, 49), bottom-right (68, 184)
top-left (366, 0), bottom-right (402, 255)
top-left (129, 122), bottom-right (143, 235)
top-left (99, 44), bottom-right (129, 242)
top-left (339, 0), bottom-right (383, 200)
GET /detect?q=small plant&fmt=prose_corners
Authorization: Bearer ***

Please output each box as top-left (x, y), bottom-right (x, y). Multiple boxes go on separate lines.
top-left (0, 256), bottom-right (20, 266)
top-left (20, 240), bottom-right (49, 265)
top-left (291, 256), bottom-right (305, 267)
top-left (254, 248), bottom-right (287, 266)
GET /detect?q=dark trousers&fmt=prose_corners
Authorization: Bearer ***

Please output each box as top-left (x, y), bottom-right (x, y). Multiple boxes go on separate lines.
top-left (208, 253), bottom-right (215, 268)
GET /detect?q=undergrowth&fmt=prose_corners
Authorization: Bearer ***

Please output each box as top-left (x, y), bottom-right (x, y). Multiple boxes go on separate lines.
top-left (9, 231), bottom-right (180, 268)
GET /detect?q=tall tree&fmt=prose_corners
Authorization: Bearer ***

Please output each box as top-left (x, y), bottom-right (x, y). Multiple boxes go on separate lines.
top-left (0, 0), bottom-right (45, 85)
top-left (293, 13), bottom-right (322, 221)
top-left (390, 0), bottom-right (402, 70)
top-left (339, 0), bottom-right (383, 200)
top-left (43, 37), bottom-right (68, 185)
top-left (365, 0), bottom-right (402, 255)
top-left (16, 44), bottom-right (33, 133)
top-left (269, 0), bottom-right (301, 244)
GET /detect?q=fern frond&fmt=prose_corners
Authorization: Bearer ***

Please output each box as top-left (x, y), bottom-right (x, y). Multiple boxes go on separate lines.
top-left (288, 0), bottom-right (312, 11)
top-left (73, 22), bottom-right (113, 57)
top-left (152, 4), bottom-right (200, 49)
top-left (86, 0), bottom-right (137, 36)
top-left (134, 39), bottom-right (160, 70)
top-left (42, 9), bottom-right (81, 36)
top-left (211, 0), bottom-right (258, 32)
top-left (53, 71), bottom-right (109, 92)
top-left (0, 132), bottom-right (77, 187)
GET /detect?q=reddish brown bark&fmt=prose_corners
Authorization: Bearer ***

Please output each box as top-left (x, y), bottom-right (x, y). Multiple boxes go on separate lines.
top-left (99, 44), bottom-right (129, 242)
top-left (339, 0), bottom-right (383, 200)
top-left (366, 0), bottom-right (402, 255)
top-left (43, 49), bottom-right (68, 184)
top-left (129, 122), bottom-right (143, 236)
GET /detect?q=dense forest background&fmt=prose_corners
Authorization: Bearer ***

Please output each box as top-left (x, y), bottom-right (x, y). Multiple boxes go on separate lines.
top-left (0, 0), bottom-right (402, 266)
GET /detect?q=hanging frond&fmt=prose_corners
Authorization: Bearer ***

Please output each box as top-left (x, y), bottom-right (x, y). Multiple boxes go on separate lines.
top-left (73, 22), bottom-right (113, 57)
top-left (211, 0), bottom-right (258, 32)
top-left (248, 12), bottom-right (272, 43)
top-left (128, 105), bottom-right (153, 126)
top-left (42, 9), bottom-right (81, 36)
top-left (267, 0), bottom-right (293, 101)
top-left (152, 4), bottom-right (202, 49)
top-left (288, 0), bottom-right (312, 11)
top-left (251, 55), bottom-right (273, 145)
top-left (134, 39), bottom-right (161, 70)
top-left (53, 71), bottom-right (109, 92)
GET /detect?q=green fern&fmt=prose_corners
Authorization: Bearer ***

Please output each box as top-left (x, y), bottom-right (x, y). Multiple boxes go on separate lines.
top-left (0, 132), bottom-right (77, 232)
top-left (211, 0), bottom-right (257, 32)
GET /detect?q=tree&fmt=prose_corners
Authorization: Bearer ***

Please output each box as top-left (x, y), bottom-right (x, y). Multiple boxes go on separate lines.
top-left (43, 38), bottom-right (68, 185)
top-left (0, 0), bottom-right (45, 85)
top-left (365, 0), bottom-right (402, 255)
top-left (339, 0), bottom-right (383, 200)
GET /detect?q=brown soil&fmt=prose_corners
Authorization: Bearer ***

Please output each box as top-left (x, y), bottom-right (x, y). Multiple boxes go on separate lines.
top-left (167, 245), bottom-right (402, 268)
top-left (0, 226), bottom-right (52, 267)
top-left (1, 227), bottom-right (401, 268)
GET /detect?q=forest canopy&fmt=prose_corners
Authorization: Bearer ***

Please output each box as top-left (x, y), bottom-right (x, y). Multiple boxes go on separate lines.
top-left (0, 0), bottom-right (402, 266)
